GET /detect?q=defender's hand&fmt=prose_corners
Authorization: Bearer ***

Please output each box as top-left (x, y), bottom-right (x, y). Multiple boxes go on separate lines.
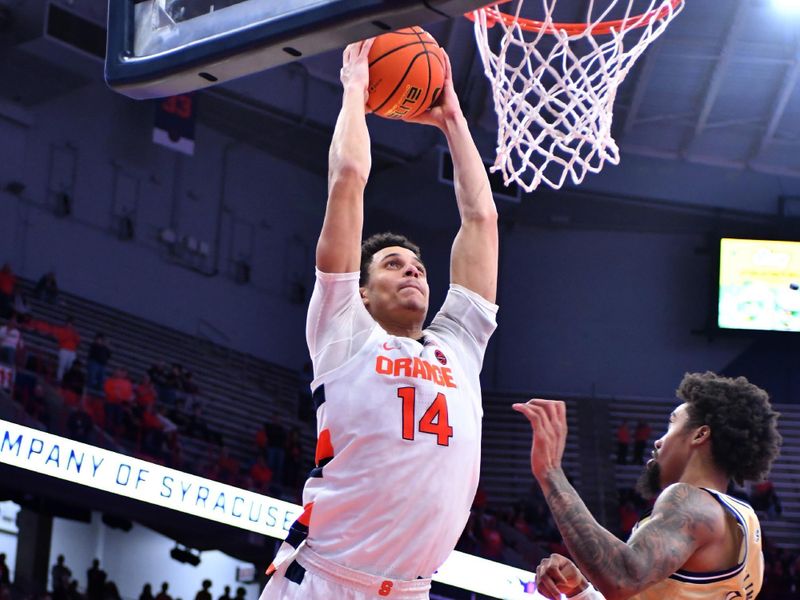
top-left (512, 398), bottom-right (567, 481)
top-left (535, 553), bottom-right (590, 599)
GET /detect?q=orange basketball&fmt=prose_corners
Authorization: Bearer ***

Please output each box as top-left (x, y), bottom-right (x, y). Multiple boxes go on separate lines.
top-left (367, 27), bottom-right (445, 120)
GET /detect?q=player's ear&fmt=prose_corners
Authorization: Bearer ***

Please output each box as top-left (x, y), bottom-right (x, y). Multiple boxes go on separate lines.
top-left (359, 286), bottom-right (369, 306)
top-left (691, 425), bottom-right (711, 446)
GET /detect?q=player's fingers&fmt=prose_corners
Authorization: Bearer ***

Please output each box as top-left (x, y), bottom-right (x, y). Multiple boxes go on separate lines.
top-left (535, 575), bottom-right (562, 600)
top-left (512, 403), bottom-right (545, 432)
top-left (359, 37), bottom-right (375, 57)
top-left (545, 563), bottom-right (568, 586)
top-left (556, 400), bottom-right (566, 426)
top-left (523, 401), bottom-right (552, 431)
top-left (529, 399), bottom-right (563, 431)
top-left (512, 402), bottom-right (536, 423)
top-left (441, 49), bottom-right (453, 80)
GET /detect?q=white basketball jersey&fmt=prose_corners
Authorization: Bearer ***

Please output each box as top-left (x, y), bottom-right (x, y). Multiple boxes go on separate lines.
top-left (276, 270), bottom-right (497, 581)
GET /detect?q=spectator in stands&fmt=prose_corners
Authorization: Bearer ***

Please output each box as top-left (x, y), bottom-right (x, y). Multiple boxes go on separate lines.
top-left (87, 334), bottom-right (112, 392)
top-left (264, 415), bottom-right (287, 485)
top-left (216, 445), bottom-right (240, 485)
top-left (135, 374), bottom-right (157, 411)
top-left (0, 552), bottom-right (9, 585)
top-left (632, 419), bottom-right (652, 465)
top-left (182, 370), bottom-right (199, 403)
top-left (85, 560), bottom-right (106, 600)
top-left (140, 403), bottom-right (166, 458)
top-left (616, 419), bottom-right (630, 465)
top-left (0, 317), bottom-right (23, 366)
top-left (751, 479), bottom-right (782, 519)
top-left (216, 586), bottom-right (231, 600)
top-left (726, 480), bottom-right (750, 503)
top-left (12, 292), bottom-right (31, 323)
top-left (233, 588), bottom-right (245, 600)
top-left (148, 361), bottom-right (169, 389)
top-left (283, 427), bottom-right (303, 488)
top-left (67, 403), bottom-right (94, 444)
top-left (194, 580), bottom-right (212, 600)
top-left (184, 398), bottom-right (220, 445)
top-left (25, 382), bottom-right (51, 429)
top-left (254, 423), bottom-right (268, 459)
top-left (66, 580), bottom-right (83, 600)
top-left (167, 428), bottom-right (184, 468)
top-left (12, 368), bottom-right (36, 405)
top-left (160, 364), bottom-right (183, 408)
top-left (34, 315), bottom-right (80, 382)
top-left (618, 489), bottom-right (640, 537)
top-left (455, 511), bottom-right (480, 556)
top-left (249, 455), bottom-right (273, 494)
top-left (34, 271), bottom-right (59, 304)
top-left (154, 583), bottom-right (171, 600)
top-left (103, 368), bottom-right (134, 435)
top-left (102, 582), bottom-right (120, 600)
top-left (138, 584), bottom-right (154, 600)
top-left (24, 350), bottom-right (50, 378)
top-left (479, 514), bottom-right (505, 560)
top-left (61, 360), bottom-right (86, 407)
top-left (51, 555), bottom-right (71, 598)
top-left (0, 263), bottom-right (15, 319)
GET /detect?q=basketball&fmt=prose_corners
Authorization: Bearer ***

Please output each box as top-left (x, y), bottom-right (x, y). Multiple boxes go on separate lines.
top-left (367, 27), bottom-right (446, 120)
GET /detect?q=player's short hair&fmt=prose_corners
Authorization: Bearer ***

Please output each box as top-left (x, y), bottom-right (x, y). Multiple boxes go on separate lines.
top-left (360, 232), bottom-right (423, 286)
top-left (678, 372), bottom-right (781, 485)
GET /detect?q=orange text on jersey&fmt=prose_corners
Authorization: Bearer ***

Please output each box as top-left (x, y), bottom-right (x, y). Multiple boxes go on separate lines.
top-left (375, 356), bottom-right (457, 388)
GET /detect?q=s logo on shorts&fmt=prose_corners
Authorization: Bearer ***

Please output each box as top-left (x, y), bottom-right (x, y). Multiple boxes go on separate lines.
top-left (378, 580), bottom-right (393, 596)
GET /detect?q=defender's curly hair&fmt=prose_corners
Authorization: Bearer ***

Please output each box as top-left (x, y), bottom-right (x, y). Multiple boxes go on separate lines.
top-left (360, 232), bottom-right (423, 286)
top-left (678, 372), bottom-right (781, 485)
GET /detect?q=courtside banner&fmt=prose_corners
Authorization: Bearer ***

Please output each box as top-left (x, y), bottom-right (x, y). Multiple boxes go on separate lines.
top-left (0, 419), bottom-right (540, 599)
top-left (0, 419), bottom-right (302, 538)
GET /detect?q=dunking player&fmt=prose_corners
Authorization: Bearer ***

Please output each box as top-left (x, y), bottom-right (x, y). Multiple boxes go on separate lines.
top-left (260, 39), bottom-right (498, 599)
top-left (514, 372), bottom-right (781, 600)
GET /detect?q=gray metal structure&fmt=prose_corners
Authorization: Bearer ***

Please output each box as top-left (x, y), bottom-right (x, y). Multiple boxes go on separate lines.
top-left (1, 0), bottom-right (799, 201)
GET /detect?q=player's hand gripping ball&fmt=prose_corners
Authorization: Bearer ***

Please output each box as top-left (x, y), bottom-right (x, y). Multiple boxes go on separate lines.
top-left (367, 27), bottom-right (445, 120)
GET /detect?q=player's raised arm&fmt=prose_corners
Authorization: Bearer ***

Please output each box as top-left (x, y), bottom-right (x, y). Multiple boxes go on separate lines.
top-left (404, 52), bottom-right (498, 303)
top-left (316, 39), bottom-right (374, 274)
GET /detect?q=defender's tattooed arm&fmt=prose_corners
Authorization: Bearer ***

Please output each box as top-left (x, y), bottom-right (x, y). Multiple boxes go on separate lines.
top-left (514, 399), bottom-right (723, 600)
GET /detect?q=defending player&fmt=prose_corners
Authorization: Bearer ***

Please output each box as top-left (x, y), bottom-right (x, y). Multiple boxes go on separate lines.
top-left (514, 372), bottom-right (781, 600)
top-left (260, 38), bottom-right (498, 599)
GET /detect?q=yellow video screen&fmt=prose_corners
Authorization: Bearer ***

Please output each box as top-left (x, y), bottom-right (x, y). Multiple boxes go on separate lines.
top-left (718, 238), bottom-right (800, 332)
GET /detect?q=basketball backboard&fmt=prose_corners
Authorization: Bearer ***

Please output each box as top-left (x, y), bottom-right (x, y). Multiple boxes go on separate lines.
top-left (106, 0), bottom-right (492, 100)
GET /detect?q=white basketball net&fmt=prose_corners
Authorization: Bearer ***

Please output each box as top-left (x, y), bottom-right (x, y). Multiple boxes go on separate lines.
top-left (472, 0), bottom-right (685, 191)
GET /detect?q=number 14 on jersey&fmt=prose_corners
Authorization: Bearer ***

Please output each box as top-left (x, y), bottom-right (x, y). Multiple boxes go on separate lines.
top-left (397, 387), bottom-right (453, 446)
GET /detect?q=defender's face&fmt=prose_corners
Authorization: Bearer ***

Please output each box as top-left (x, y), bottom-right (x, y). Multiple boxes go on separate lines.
top-left (650, 403), bottom-right (694, 489)
top-left (361, 246), bottom-right (429, 319)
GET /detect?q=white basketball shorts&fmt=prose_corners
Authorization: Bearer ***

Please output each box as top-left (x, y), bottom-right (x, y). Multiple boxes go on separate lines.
top-left (259, 545), bottom-right (432, 600)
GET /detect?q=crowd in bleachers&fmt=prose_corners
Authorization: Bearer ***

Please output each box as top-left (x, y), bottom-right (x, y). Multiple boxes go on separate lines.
top-left (0, 553), bottom-right (253, 600)
top-left (0, 261), bottom-right (308, 504)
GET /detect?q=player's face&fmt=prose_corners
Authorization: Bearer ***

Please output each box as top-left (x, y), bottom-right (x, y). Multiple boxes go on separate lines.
top-left (639, 404), bottom-right (694, 497)
top-left (362, 246), bottom-right (429, 321)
